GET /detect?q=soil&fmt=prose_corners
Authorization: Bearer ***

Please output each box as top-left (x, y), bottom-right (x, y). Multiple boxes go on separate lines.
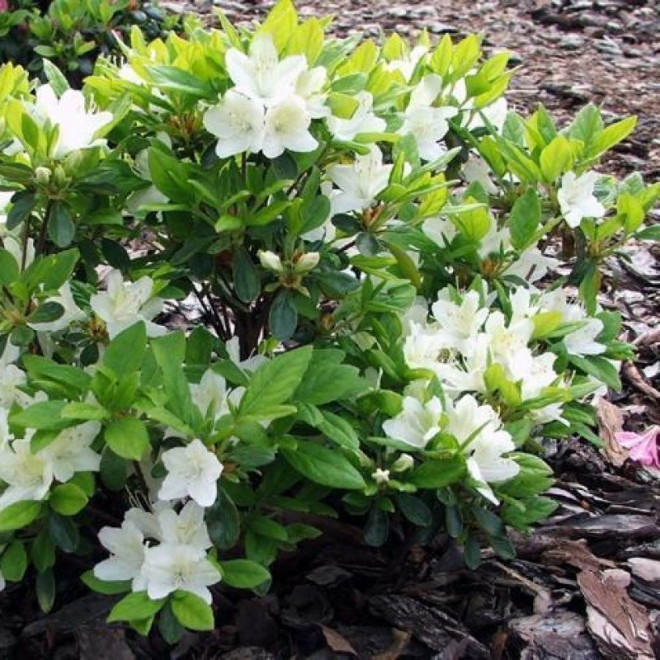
top-left (1, 1), bottom-right (659, 659)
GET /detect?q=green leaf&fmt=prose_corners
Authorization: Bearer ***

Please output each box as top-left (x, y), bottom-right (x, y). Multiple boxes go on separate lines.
top-left (104, 417), bottom-right (150, 461)
top-left (509, 188), bottom-right (541, 250)
top-left (48, 202), bottom-right (76, 248)
top-left (269, 289), bottom-right (298, 341)
top-left (364, 506), bottom-right (389, 547)
top-left (103, 322), bottom-right (147, 376)
top-left (539, 135), bottom-right (573, 182)
top-left (29, 301), bottom-right (64, 324)
top-left (501, 495), bottom-right (558, 530)
top-left (81, 570), bottom-right (131, 595)
top-left (499, 454), bottom-right (554, 497)
top-left (238, 346), bottom-right (312, 420)
top-left (588, 116), bottom-right (637, 158)
top-left (107, 592), bottom-right (166, 623)
top-left (0, 248), bottom-right (19, 286)
top-left (408, 456), bottom-right (466, 489)
top-left (171, 591), bottom-right (215, 631)
top-left (0, 541), bottom-right (28, 581)
top-left (281, 441), bottom-right (365, 490)
top-left (36, 569), bottom-right (56, 613)
top-left (10, 400), bottom-right (71, 430)
top-left (6, 190), bottom-right (36, 230)
top-left (220, 559), bottom-right (270, 589)
top-left (569, 354), bottom-right (621, 391)
top-left (396, 493), bottom-right (432, 527)
top-left (233, 246), bottom-right (260, 303)
top-left (48, 512), bottom-right (80, 552)
top-left (207, 487), bottom-right (240, 550)
top-left (151, 332), bottom-right (199, 428)
top-left (42, 60), bottom-right (70, 95)
top-left (293, 350), bottom-right (368, 406)
top-left (49, 483), bottom-right (88, 516)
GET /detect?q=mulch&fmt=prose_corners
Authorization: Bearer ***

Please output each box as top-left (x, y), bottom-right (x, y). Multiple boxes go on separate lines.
top-left (1, 1), bottom-right (659, 658)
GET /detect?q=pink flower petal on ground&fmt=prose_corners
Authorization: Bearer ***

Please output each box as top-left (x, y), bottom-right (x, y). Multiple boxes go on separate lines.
top-left (614, 427), bottom-right (660, 468)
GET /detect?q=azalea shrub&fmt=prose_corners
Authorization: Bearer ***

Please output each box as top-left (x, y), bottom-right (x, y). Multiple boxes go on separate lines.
top-left (0, 0), bottom-right (178, 83)
top-left (0, 0), bottom-right (659, 640)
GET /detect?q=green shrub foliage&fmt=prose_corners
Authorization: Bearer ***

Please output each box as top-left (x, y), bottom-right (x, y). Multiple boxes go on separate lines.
top-left (0, 0), bottom-right (657, 637)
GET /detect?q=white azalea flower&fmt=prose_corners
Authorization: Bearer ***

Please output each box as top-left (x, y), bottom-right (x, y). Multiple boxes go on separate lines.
top-left (90, 269), bottom-right (165, 339)
top-left (564, 318), bottom-right (606, 356)
top-left (126, 135), bottom-right (171, 214)
top-left (295, 67), bottom-right (329, 118)
top-left (327, 91), bottom-right (386, 142)
top-left (41, 421), bottom-right (101, 482)
top-left (0, 410), bottom-right (10, 450)
top-left (140, 543), bottom-right (220, 603)
top-left (225, 33), bottom-right (306, 105)
top-left (0, 439), bottom-right (53, 511)
top-left (124, 506), bottom-right (163, 541)
top-left (463, 154), bottom-right (498, 194)
top-left (520, 352), bottom-right (559, 402)
top-left (422, 215), bottom-right (457, 247)
top-left (400, 104), bottom-right (457, 161)
top-left (466, 432), bottom-right (519, 504)
top-left (444, 394), bottom-right (500, 444)
top-left (385, 44), bottom-right (428, 81)
top-left (190, 369), bottom-right (244, 422)
top-left (402, 321), bottom-right (446, 371)
top-left (445, 395), bottom-right (518, 504)
top-left (382, 396), bottom-right (443, 449)
top-left (430, 290), bottom-right (489, 352)
top-left (32, 84), bottom-right (113, 159)
top-left (558, 171), bottom-right (606, 228)
top-left (0, 363), bottom-right (32, 409)
top-left (157, 501), bottom-right (212, 552)
top-left (29, 283), bottom-right (85, 333)
top-left (158, 439), bottom-right (224, 507)
top-left (225, 336), bottom-right (267, 372)
top-left (408, 75), bottom-right (443, 110)
top-left (262, 96), bottom-right (318, 158)
top-left (484, 311), bottom-right (534, 378)
top-left (466, 97), bottom-right (508, 133)
top-left (433, 333), bottom-right (490, 396)
top-left (94, 519), bottom-right (147, 585)
top-left (203, 89), bottom-right (265, 158)
top-left (1, 192), bottom-right (35, 270)
top-left (326, 146), bottom-right (392, 214)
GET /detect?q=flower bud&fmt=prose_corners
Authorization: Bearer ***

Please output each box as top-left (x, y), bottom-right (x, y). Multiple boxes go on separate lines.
top-left (34, 166), bottom-right (51, 186)
top-left (371, 468), bottom-right (390, 485)
top-left (390, 453), bottom-right (414, 473)
top-left (257, 250), bottom-right (283, 273)
top-left (293, 252), bottom-right (319, 274)
top-left (52, 164), bottom-right (69, 188)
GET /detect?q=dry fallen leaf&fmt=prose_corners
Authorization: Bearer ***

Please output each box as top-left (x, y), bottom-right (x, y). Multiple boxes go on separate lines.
top-left (577, 568), bottom-right (655, 660)
top-left (596, 397), bottom-right (627, 467)
top-left (320, 625), bottom-right (357, 656)
top-left (373, 628), bottom-right (412, 660)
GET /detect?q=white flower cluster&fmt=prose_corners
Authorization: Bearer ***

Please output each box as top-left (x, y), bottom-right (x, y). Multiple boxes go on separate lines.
top-left (383, 392), bottom-right (518, 504)
top-left (90, 269), bottom-right (165, 339)
top-left (0, 419), bottom-right (101, 512)
top-left (94, 500), bottom-right (220, 603)
top-left (203, 34), bottom-right (325, 159)
top-left (402, 286), bottom-right (610, 426)
top-left (423, 212), bottom-right (558, 285)
top-left (25, 84), bottom-right (113, 160)
top-left (93, 367), bottom-right (238, 600)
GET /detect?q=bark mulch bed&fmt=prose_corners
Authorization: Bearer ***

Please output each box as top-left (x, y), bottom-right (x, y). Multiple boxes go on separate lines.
top-left (1, 1), bottom-right (659, 658)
